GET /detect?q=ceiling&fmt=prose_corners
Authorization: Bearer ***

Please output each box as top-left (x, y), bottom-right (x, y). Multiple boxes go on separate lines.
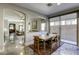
top-left (4, 9), bottom-right (25, 22)
top-left (14, 3), bottom-right (79, 16)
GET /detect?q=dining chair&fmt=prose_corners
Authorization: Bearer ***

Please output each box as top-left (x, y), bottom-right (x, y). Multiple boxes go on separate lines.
top-left (34, 36), bottom-right (44, 52)
top-left (34, 36), bottom-right (39, 51)
top-left (51, 34), bottom-right (60, 50)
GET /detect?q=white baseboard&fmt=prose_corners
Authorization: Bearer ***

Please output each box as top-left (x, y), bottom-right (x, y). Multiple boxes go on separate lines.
top-left (61, 39), bottom-right (77, 45)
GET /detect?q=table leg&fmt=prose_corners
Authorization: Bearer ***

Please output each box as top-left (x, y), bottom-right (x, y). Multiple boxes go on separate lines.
top-left (44, 41), bottom-right (46, 53)
top-left (50, 39), bottom-right (52, 52)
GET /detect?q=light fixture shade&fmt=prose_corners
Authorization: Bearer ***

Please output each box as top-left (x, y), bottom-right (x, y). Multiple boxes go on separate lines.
top-left (47, 3), bottom-right (53, 7)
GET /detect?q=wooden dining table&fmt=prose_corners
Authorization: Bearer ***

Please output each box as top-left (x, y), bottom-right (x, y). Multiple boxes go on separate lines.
top-left (39, 34), bottom-right (56, 51)
top-left (33, 34), bottom-right (59, 54)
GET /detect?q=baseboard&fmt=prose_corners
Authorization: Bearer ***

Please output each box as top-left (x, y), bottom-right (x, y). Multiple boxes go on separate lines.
top-left (61, 39), bottom-right (77, 45)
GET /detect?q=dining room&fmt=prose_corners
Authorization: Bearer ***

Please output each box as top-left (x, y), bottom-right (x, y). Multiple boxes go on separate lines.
top-left (0, 3), bottom-right (79, 55)
top-left (28, 18), bottom-right (60, 55)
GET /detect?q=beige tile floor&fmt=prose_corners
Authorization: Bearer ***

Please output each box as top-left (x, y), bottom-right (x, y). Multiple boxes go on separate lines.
top-left (0, 41), bottom-right (79, 55)
top-left (0, 42), bottom-right (34, 55)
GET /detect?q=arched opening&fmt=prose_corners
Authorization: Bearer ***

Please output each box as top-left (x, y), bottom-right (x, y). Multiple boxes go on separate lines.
top-left (3, 9), bottom-right (26, 54)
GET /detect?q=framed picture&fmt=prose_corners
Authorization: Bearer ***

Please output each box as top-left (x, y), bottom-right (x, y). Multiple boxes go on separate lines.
top-left (32, 20), bottom-right (37, 29)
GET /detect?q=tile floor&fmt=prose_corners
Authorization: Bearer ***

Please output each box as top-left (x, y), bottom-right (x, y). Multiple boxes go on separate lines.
top-left (52, 43), bottom-right (79, 55)
top-left (0, 42), bottom-right (79, 55)
top-left (0, 42), bottom-right (34, 55)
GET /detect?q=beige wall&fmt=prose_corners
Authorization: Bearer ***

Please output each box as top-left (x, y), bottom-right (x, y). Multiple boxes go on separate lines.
top-left (0, 8), bottom-right (4, 50)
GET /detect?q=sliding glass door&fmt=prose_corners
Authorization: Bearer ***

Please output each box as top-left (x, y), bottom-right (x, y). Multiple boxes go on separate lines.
top-left (50, 17), bottom-right (60, 35)
top-left (60, 13), bottom-right (77, 45)
top-left (49, 13), bottom-right (77, 45)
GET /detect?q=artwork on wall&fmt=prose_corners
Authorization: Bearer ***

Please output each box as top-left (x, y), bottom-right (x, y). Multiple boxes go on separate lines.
top-left (32, 20), bottom-right (37, 29)
top-left (30, 20), bottom-right (38, 32)
top-left (29, 18), bottom-right (46, 32)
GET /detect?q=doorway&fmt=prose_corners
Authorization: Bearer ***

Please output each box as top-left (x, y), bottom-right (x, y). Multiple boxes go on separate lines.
top-left (9, 23), bottom-right (16, 43)
top-left (3, 9), bottom-right (26, 54)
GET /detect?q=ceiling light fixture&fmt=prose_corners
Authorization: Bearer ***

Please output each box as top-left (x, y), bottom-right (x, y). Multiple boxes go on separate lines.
top-left (47, 3), bottom-right (53, 7)
top-left (57, 3), bottom-right (61, 5)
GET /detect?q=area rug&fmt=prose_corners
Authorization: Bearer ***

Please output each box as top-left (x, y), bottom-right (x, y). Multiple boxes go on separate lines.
top-left (29, 42), bottom-right (64, 55)
top-left (29, 45), bottom-right (59, 55)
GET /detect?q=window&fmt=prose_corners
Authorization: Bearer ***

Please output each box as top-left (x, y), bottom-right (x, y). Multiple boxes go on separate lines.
top-left (65, 20), bottom-right (71, 25)
top-left (50, 22), bottom-right (54, 26)
top-left (54, 21), bottom-right (59, 25)
top-left (60, 19), bottom-right (77, 25)
top-left (71, 19), bottom-right (77, 24)
top-left (50, 21), bottom-right (59, 26)
top-left (41, 23), bottom-right (45, 31)
top-left (61, 21), bottom-right (65, 25)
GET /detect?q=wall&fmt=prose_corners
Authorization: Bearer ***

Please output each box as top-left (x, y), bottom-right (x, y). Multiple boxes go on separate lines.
top-left (77, 12), bottom-right (79, 46)
top-left (4, 20), bottom-right (9, 42)
top-left (0, 8), bottom-right (4, 51)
